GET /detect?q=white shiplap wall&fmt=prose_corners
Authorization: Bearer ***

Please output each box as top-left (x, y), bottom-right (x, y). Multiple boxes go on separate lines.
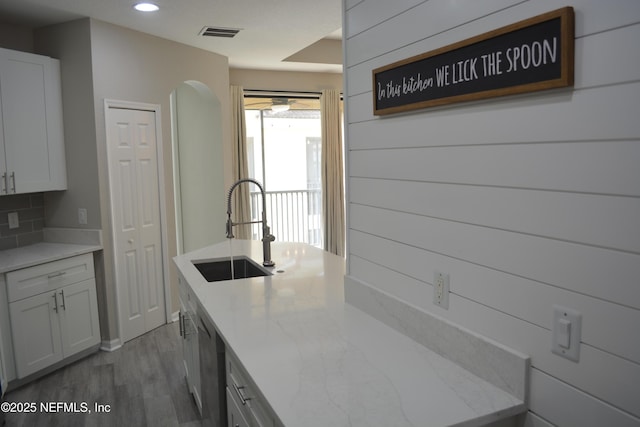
top-left (343, 0), bottom-right (640, 426)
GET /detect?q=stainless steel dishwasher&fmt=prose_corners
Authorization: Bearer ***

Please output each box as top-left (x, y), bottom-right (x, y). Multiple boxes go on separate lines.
top-left (198, 304), bottom-right (227, 427)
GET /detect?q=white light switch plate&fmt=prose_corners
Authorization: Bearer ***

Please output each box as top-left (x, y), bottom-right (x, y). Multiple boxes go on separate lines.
top-left (552, 305), bottom-right (581, 362)
top-left (78, 208), bottom-right (88, 225)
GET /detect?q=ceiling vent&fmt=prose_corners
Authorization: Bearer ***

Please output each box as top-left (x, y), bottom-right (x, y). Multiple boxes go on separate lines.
top-left (199, 26), bottom-right (241, 38)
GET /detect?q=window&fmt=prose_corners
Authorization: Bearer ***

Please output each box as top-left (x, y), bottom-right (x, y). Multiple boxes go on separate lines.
top-left (245, 96), bottom-right (324, 248)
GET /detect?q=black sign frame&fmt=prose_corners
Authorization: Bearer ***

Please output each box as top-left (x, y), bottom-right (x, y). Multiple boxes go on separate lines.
top-left (372, 7), bottom-right (574, 116)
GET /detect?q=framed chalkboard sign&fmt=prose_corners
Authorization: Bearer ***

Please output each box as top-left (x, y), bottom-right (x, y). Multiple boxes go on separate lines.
top-left (372, 7), bottom-right (574, 115)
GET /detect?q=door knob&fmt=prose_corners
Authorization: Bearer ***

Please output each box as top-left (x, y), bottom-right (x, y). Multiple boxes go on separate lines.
top-left (128, 239), bottom-right (134, 244)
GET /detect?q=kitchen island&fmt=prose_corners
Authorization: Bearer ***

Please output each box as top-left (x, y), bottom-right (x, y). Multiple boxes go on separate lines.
top-left (173, 240), bottom-right (526, 427)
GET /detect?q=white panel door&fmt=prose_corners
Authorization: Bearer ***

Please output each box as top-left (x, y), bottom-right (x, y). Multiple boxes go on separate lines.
top-left (106, 107), bottom-right (166, 343)
top-left (9, 292), bottom-right (63, 378)
top-left (58, 279), bottom-right (101, 356)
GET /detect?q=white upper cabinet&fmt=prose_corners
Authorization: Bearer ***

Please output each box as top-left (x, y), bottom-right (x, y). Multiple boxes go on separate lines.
top-left (0, 48), bottom-right (67, 195)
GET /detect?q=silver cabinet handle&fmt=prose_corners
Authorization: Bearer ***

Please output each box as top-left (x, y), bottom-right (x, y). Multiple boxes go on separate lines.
top-left (1, 173), bottom-right (6, 194)
top-left (233, 383), bottom-right (251, 405)
top-left (59, 290), bottom-right (66, 310)
top-left (9, 171), bottom-right (15, 193)
top-left (179, 312), bottom-right (184, 337)
top-left (52, 293), bottom-right (58, 313)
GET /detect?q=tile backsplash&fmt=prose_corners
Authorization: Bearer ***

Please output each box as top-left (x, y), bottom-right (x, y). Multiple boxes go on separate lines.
top-left (0, 193), bottom-right (45, 250)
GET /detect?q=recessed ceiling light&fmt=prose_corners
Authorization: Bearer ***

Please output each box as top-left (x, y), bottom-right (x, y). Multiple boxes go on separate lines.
top-left (134, 2), bottom-right (159, 12)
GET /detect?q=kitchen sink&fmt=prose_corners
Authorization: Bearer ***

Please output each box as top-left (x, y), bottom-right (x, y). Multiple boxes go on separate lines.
top-left (193, 256), bottom-right (272, 282)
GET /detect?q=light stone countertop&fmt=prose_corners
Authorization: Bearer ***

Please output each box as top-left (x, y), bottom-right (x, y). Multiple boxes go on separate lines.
top-left (174, 240), bottom-right (526, 427)
top-left (0, 242), bottom-right (102, 274)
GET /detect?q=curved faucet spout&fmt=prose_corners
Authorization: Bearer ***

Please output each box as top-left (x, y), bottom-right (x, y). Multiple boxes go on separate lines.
top-left (226, 178), bottom-right (275, 267)
top-left (226, 178), bottom-right (264, 216)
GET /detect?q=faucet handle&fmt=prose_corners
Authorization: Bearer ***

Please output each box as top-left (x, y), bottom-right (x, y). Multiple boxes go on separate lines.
top-left (263, 225), bottom-right (275, 242)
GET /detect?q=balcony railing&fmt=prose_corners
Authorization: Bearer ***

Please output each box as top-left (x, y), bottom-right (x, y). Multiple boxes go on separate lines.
top-left (250, 189), bottom-right (323, 248)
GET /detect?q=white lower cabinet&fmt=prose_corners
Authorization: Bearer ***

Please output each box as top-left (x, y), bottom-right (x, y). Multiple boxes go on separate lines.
top-left (179, 274), bottom-right (201, 411)
top-left (6, 253), bottom-right (100, 379)
top-left (181, 303), bottom-right (201, 409)
top-left (9, 288), bottom-right (63, 376)
top-left (179, 277), bottom-right (281, 427)
top-left (227, 388), bottom-right (250, 427)
top-left (9, 279), bottom-right (99, 377)
top-left (226, 350), bottom-right (278, 427)
top-left (57, 280), bottom-right (100, 357)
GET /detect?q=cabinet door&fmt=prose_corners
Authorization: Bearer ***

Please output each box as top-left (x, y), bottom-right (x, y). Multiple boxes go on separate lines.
top-left (186, 310), bottom-right (202, 411)
top-left (0, 274), bottom-right (16, 384)
top-left (0, 90), bottom-right (5, 191)
top-left (227, 388), bottom-right (250, 427)
top-left (180, 302), bottom-right (194, 388)
top-left (227, 352), bottom-right (275, 427)
top-left (58, 279), bottom-right (100, 357)
top-left (180, 275), bottom-right (201, 411)
top-left (0, 48), bottom-right (66, 194)
top-left (9, 291), bottom-right (63, 378)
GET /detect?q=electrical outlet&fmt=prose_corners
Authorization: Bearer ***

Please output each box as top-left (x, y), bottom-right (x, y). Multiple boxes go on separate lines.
top-left (8, 212), bottom-right (19, 229)
top-left (78, 208), bottom-right (88, 225)
top-left (433, 271), bottom-right (450, 309)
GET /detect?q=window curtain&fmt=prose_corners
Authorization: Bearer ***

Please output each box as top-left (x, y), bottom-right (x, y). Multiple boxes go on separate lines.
top-left (320, 89), bottom-right (345, 256)
top-left (230, 85), bottom-right (251, 239)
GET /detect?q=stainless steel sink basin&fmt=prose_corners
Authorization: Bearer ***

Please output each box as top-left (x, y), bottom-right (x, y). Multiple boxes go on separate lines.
top-left (193, 256), bottom-right (272, 282)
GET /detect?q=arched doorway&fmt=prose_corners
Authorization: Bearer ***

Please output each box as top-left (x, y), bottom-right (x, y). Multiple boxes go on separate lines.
top-left (171, 81), bottom-right (226, 253)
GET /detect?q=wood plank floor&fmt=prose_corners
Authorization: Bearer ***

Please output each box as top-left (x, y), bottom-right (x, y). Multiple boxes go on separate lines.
top-left (3, 322), bottom-right (202, 427)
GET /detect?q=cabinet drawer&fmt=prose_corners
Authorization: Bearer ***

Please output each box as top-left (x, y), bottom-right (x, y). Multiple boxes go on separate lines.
top-left (227, 352), bottom-right (275, 427)
top-left (7, 253), bottom-right (94, 302)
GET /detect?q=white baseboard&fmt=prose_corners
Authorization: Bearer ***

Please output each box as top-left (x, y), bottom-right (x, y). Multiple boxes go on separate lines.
top-left (100, 338), bottom-right (122, 352)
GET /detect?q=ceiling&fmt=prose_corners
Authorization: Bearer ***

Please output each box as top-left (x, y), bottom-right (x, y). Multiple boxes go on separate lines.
top-left (0, 0), bottom-right (343, 73)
